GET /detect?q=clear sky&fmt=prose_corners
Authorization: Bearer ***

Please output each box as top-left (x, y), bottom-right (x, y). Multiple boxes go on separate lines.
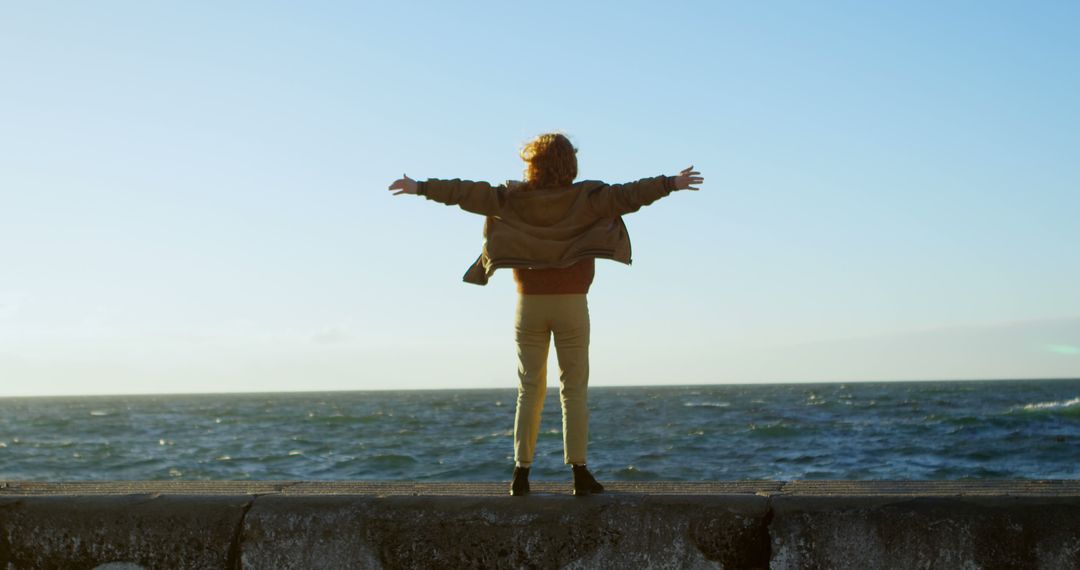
top-left (2, 2), bottom-right (1078, 396)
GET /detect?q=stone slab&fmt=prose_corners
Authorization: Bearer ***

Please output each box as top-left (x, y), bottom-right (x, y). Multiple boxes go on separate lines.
top-left (0, 480), bottom-right (784, 496)
top-left (769, 495), bottom-right (1080, 569)
top-left (242, 493), bottom-right (772, 570)
top-left (3, 481), bottom-right (1080, 569)
top-left (8, 479), bottom-right (1079, 497)
top-left (778, 479), bottom-right (1080, 496)
top-left (0, 494), bottom-right (251, 570)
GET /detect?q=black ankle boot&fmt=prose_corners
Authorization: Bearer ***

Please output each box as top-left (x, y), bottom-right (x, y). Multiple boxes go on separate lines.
top-left (571, 464), bottom-right (604, 496)
top-left (510, 466), bottom-right (530, 496)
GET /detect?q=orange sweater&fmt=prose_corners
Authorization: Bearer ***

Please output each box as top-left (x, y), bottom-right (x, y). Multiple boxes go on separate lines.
top-left (513, 258), bottom-right (595, 295)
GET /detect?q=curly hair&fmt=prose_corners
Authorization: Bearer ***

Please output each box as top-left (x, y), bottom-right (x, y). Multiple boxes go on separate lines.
top-left (520, 133), bottom-right (578, 189)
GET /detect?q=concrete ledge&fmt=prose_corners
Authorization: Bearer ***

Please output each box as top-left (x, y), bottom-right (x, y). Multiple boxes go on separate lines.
top-left (0, 495), bottom-right (251, 569)
top-left (2, 481), bottom-right (1079, 569)
top-left (769, 495), bottom-right (1080, 569)
top-left (241, 494), bottom-right (769, 569)
top-left (0, 481), bottom-right (784, 496)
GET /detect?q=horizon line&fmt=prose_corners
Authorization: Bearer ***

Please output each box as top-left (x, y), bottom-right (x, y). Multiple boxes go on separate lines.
top-left (2, 376), bottom-right (1078, 400)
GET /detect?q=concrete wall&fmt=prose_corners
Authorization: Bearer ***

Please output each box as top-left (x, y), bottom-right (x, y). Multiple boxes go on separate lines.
top-left (2, 481), bottom-right (1079, 569)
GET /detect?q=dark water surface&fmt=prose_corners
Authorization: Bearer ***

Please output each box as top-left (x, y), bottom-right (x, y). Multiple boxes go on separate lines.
top-left (1, 379), bottom-right (1077, 481)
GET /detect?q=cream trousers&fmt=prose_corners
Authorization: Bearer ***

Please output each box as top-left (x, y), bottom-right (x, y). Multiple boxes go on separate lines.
top-left (513, 294), bottom-right (590, 465)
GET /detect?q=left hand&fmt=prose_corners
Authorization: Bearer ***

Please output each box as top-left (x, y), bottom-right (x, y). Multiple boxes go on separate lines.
top-left (388, 173), bottom-right (418, 196)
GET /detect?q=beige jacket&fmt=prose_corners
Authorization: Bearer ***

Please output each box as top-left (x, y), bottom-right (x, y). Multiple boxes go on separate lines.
top-left (417, 175), bottom-right (677, 285)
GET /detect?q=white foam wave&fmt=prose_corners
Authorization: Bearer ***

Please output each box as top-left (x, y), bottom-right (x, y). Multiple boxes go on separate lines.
top-left (684, 401), bottom-right (730, 408)
top-left (1022, 397), bottom-right (1080, 411)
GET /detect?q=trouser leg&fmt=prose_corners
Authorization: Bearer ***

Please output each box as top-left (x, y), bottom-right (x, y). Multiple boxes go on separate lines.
top-left (552, 295), bottom-right (590, 465)
top-left (514, 296), bottom-right (550, 466)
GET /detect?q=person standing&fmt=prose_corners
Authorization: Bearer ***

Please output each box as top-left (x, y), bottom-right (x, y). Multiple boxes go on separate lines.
top-left (389, 133), bottom-right (702, 495)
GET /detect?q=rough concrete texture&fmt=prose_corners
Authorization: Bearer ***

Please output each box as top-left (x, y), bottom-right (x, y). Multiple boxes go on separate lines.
top-left (0, 480), bottom-right (784, 496)
top-left (0, 494), bottom-right (251, 570)
top-left (2, 481), bottom-right (1080, 569)
top-left (239, 496), bottom-right (382, 569)
top-left (242, 494), bottom-right (770, 569)
top-left (770, 495), bottom-right (1080, 570)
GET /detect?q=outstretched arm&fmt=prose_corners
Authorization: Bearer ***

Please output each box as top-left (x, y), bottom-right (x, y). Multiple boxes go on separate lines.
top-left (388, 173), bottom-right (506, 216)
top-left (587, 166), bottom-right (704, 217)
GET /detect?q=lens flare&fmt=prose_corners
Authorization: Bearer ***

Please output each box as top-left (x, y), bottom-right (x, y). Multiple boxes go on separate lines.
top-left (1044, 344), bottom-right (1080, 355)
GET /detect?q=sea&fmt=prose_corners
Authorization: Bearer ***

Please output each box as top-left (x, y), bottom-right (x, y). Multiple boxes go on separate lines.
top-left (1, 379), bottom-right (1077, 482)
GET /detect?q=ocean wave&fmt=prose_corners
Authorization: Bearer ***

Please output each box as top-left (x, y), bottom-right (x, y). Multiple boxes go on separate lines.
top-left (313, 414), bottom-right (369, 425)
top-left (1019, 397), bottom-right (1080, 413)
top-left (747, 423), bottom-right (800, 438)
top-left (367, 453), bottom-right (418, 466)
top-left (943, 415), bottom-right (982, 426)
top-left (683, 401), bottom-right (730, 408)
top-left (615, 465), bottom-right (660, 480)
top-left (5, 380), bottom-right (1079, 481)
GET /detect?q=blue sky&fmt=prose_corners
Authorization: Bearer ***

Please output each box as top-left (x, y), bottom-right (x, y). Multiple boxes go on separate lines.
top-left (1, 2), bottom-right (1078, 396)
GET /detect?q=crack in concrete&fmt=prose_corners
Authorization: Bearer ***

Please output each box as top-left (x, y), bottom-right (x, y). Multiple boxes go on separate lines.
top-left (226, 497), bottom-right (257, 570)
top-left (762, 495), bottom-right (775, 569)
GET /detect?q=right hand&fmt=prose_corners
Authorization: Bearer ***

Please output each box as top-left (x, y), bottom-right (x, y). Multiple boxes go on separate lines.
top-left (673, 166), bottom-right (703, 191)
top-left (388, 173), bottom-right (418, 196)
